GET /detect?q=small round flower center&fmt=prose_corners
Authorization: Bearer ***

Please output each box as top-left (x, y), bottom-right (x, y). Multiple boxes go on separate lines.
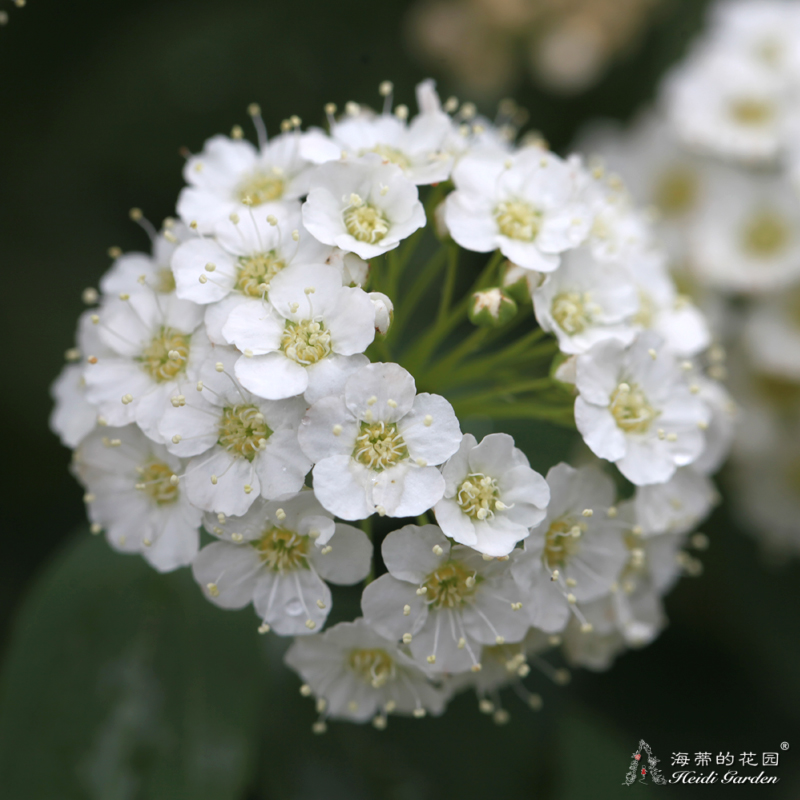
top-left (423, 561), bottom-right (478, 608)
top-left (254, 527), bottom-right (309, 572)
top-left (281, 319), bottom-right (332, 365)
top-left (364, 144), bottom-right (411, 170)
top-left (139, 327), bottom-right (190, 382)
top-left (457, 472), bottom-right (501, 520)
top-left (742, 209), bottom-right (790, 257)
top-left (235, 252), bottom-right (286, 297)
top-left (353, 421), bottom-right (408, 471)
top-left (654, 168), bottom-right (698, 216)
top-left (218, 404), bottom-right (272, 461)
top-left (494, 200), bottom-right (542, 241)
top-left (728, 97), bottom-right (775, 126)
top-left (138, 460), bottom-right (179, 505)
top-left (156, 268), bottom-right (176, 293)
top-left (609, 382), bottom-right (659, 434)
top-left (237, 169), bottom-right (285, 205)
top-left (344, 201), bottom-right (390, 244)
top-left (543, 518), bottom-right (585, 570)
top-left (551, 291), bottom-right (593, 335)
top-left (349, 648), bottom-right (396, 689)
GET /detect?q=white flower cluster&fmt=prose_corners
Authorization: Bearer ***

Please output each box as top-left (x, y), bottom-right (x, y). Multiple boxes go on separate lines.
top-left (51, 78), bottom-right (727, 729)
top-left (579, 0), bottom-right (800, 557)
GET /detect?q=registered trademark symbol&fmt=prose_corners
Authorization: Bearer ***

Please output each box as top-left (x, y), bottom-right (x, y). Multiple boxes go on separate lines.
top-left (781, 742), bottom-right (789, 751)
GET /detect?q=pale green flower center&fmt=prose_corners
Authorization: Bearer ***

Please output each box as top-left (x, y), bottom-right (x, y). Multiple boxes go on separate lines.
top-left (138, 460), bottom-right (179, 505)
top-left (254, 527), bottom-right (309, 572)
top-left (609, 382), bottom-right (659, 434)
top-left (494, 200), bottom-right (542, 241)
top-left (139, 327), bottom-right (190, 382)
top-left (728, 97), bottom-right (775, 126)
top-left (237, 169), bottom-right (285, 205)
top-left (344, 200), bottom-right (390, 244)
top-left (551, 291), bottom-right (594, 335)
top-left (218, 404), bottom-right (272, 461)
top-left (235, 252), bottom-right (286, 297)
top-left (281, 319), bottom-right (332, 365)
top-left (544, 517), bottom-right (585, 570)
top-left (349, 648), bottom-right (396, 688)
top-left (423, 561), bottom-right (478, 608)
top-left (457, 472), bottom-right (501, 520)
top-left (364, 144), bottom-right (411, 170)
top-left (654, 168), bottom-right (698, 216)
top-left (353, 421), bottom-right (408, 471)
top-left (742, 209), bottom-right (790, 257)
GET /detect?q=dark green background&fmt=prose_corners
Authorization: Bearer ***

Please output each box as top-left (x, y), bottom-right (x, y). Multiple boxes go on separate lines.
top-left (2, 0), bottom-right (799, 797)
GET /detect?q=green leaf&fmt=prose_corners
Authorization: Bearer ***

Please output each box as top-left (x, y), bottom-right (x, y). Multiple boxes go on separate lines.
top-left (0, 531), bottom-right (267, 800)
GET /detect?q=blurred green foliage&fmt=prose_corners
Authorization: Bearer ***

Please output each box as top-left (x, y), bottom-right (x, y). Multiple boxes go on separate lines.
top-left (2, 0), bottom-right (800, 797)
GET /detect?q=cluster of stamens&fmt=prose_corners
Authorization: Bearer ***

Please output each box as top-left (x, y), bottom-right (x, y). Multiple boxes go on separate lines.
top-left (543, 518), bottom-right (584, 570)
top-left (237, 168), bottom-right (285, 205)
top-left (728, 97), bottom-right (775, 127)
top-left (218, 404), bottom-right (272, 460)
top-left (137, 460), bottom-right (179, 505)
top-left (281, 319), bottom-right (332, 365)
top-left (343, 195), bottom-right (390, 243)
top-left (494, 200), bottom-right (542, 241)
top-left (456, 472), bottom-right (503, 520)
top-left (741, 208), bottom-right (789, 257)
top-left (422, 562), bottom-right (477, 608)
top-left (551, 291), bottom-right (595, 335)
top-left (609, 382), bottom-right (659, 434)
top-left (348, 648), bottom-right (396, 689)
top-left (139, 327), bottom-right (190, 382)
top-left (235, 252), bottom-right (286, 297)
top-left (254, 527), bottom-right (309, 572)
top-left (352, 421), bottom-right (408, 471)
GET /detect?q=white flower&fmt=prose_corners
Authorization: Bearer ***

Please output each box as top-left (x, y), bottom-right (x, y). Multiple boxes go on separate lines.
top-left (533, 246), bottom-right (639, 355)
top-left (177, 132), bottom-right (310, 233)
top-left (627, 250), bottom-right (711, 357)
top-left (192, 491), bottom-right (371, 635)
top-left (744, 292), bottom-right (800, 381)
top-left (688, 164), bottom-right (800, 293)
top-left (633, 467), bottom-right (718, 537)
top-left (171, 202), bottom-right (331, 306)
top-left (100, 222), bottom-right (190, 296)
top-left (82, 291), bottom-right (208, 442)
top-left (298, 362), bottom-right (462, 519)
top-left (362, 524), bottom-right (529, 673)
top-left (50, 311), bottom-right (111, 448)
top-left (433, 433), bottom-right (550, 556)
top-left (511, 463), bottom-right (627, 634)
top-left (284, 618), bottom-right (447, 724)
top-left (223, 263), bottom-right (375, 403)
top-left (574, 332), bottom-right (711, 485)
top-left (302, 156), bottom-right (426, 260)
top-left (444, 147), bottom-right (591, 272)
top-left (664, 49), bottom-right (786, 163)
top-left (158, 345), bottom-right (310, 516)
top-left (691, 375), bottom-right (737, 476)
top-left (74, 424), bottom-right (201, 572)
top-left (576, 110), bottom-right (705, 264)
top-left (300, 80), bottom-right (454, 185)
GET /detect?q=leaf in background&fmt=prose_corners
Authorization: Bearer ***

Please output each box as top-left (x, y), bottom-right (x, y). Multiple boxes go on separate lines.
top-left (0, 531), bottom-right (267, 800)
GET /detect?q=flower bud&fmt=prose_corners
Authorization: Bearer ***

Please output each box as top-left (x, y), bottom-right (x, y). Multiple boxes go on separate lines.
top-left (501, 261), bottom-right (539, 305)
top-left (369, 291), bottom-right (394, 336)
top-left (468, 288), bottom-right (517, 327)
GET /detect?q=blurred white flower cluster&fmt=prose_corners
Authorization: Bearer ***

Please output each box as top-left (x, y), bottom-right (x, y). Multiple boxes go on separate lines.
top-left (405, 0), bottom-right (663, 96)
top-left (51, 79), bottom-right (728, 730)
top-left (579, 0), bottom-right (800, 558)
